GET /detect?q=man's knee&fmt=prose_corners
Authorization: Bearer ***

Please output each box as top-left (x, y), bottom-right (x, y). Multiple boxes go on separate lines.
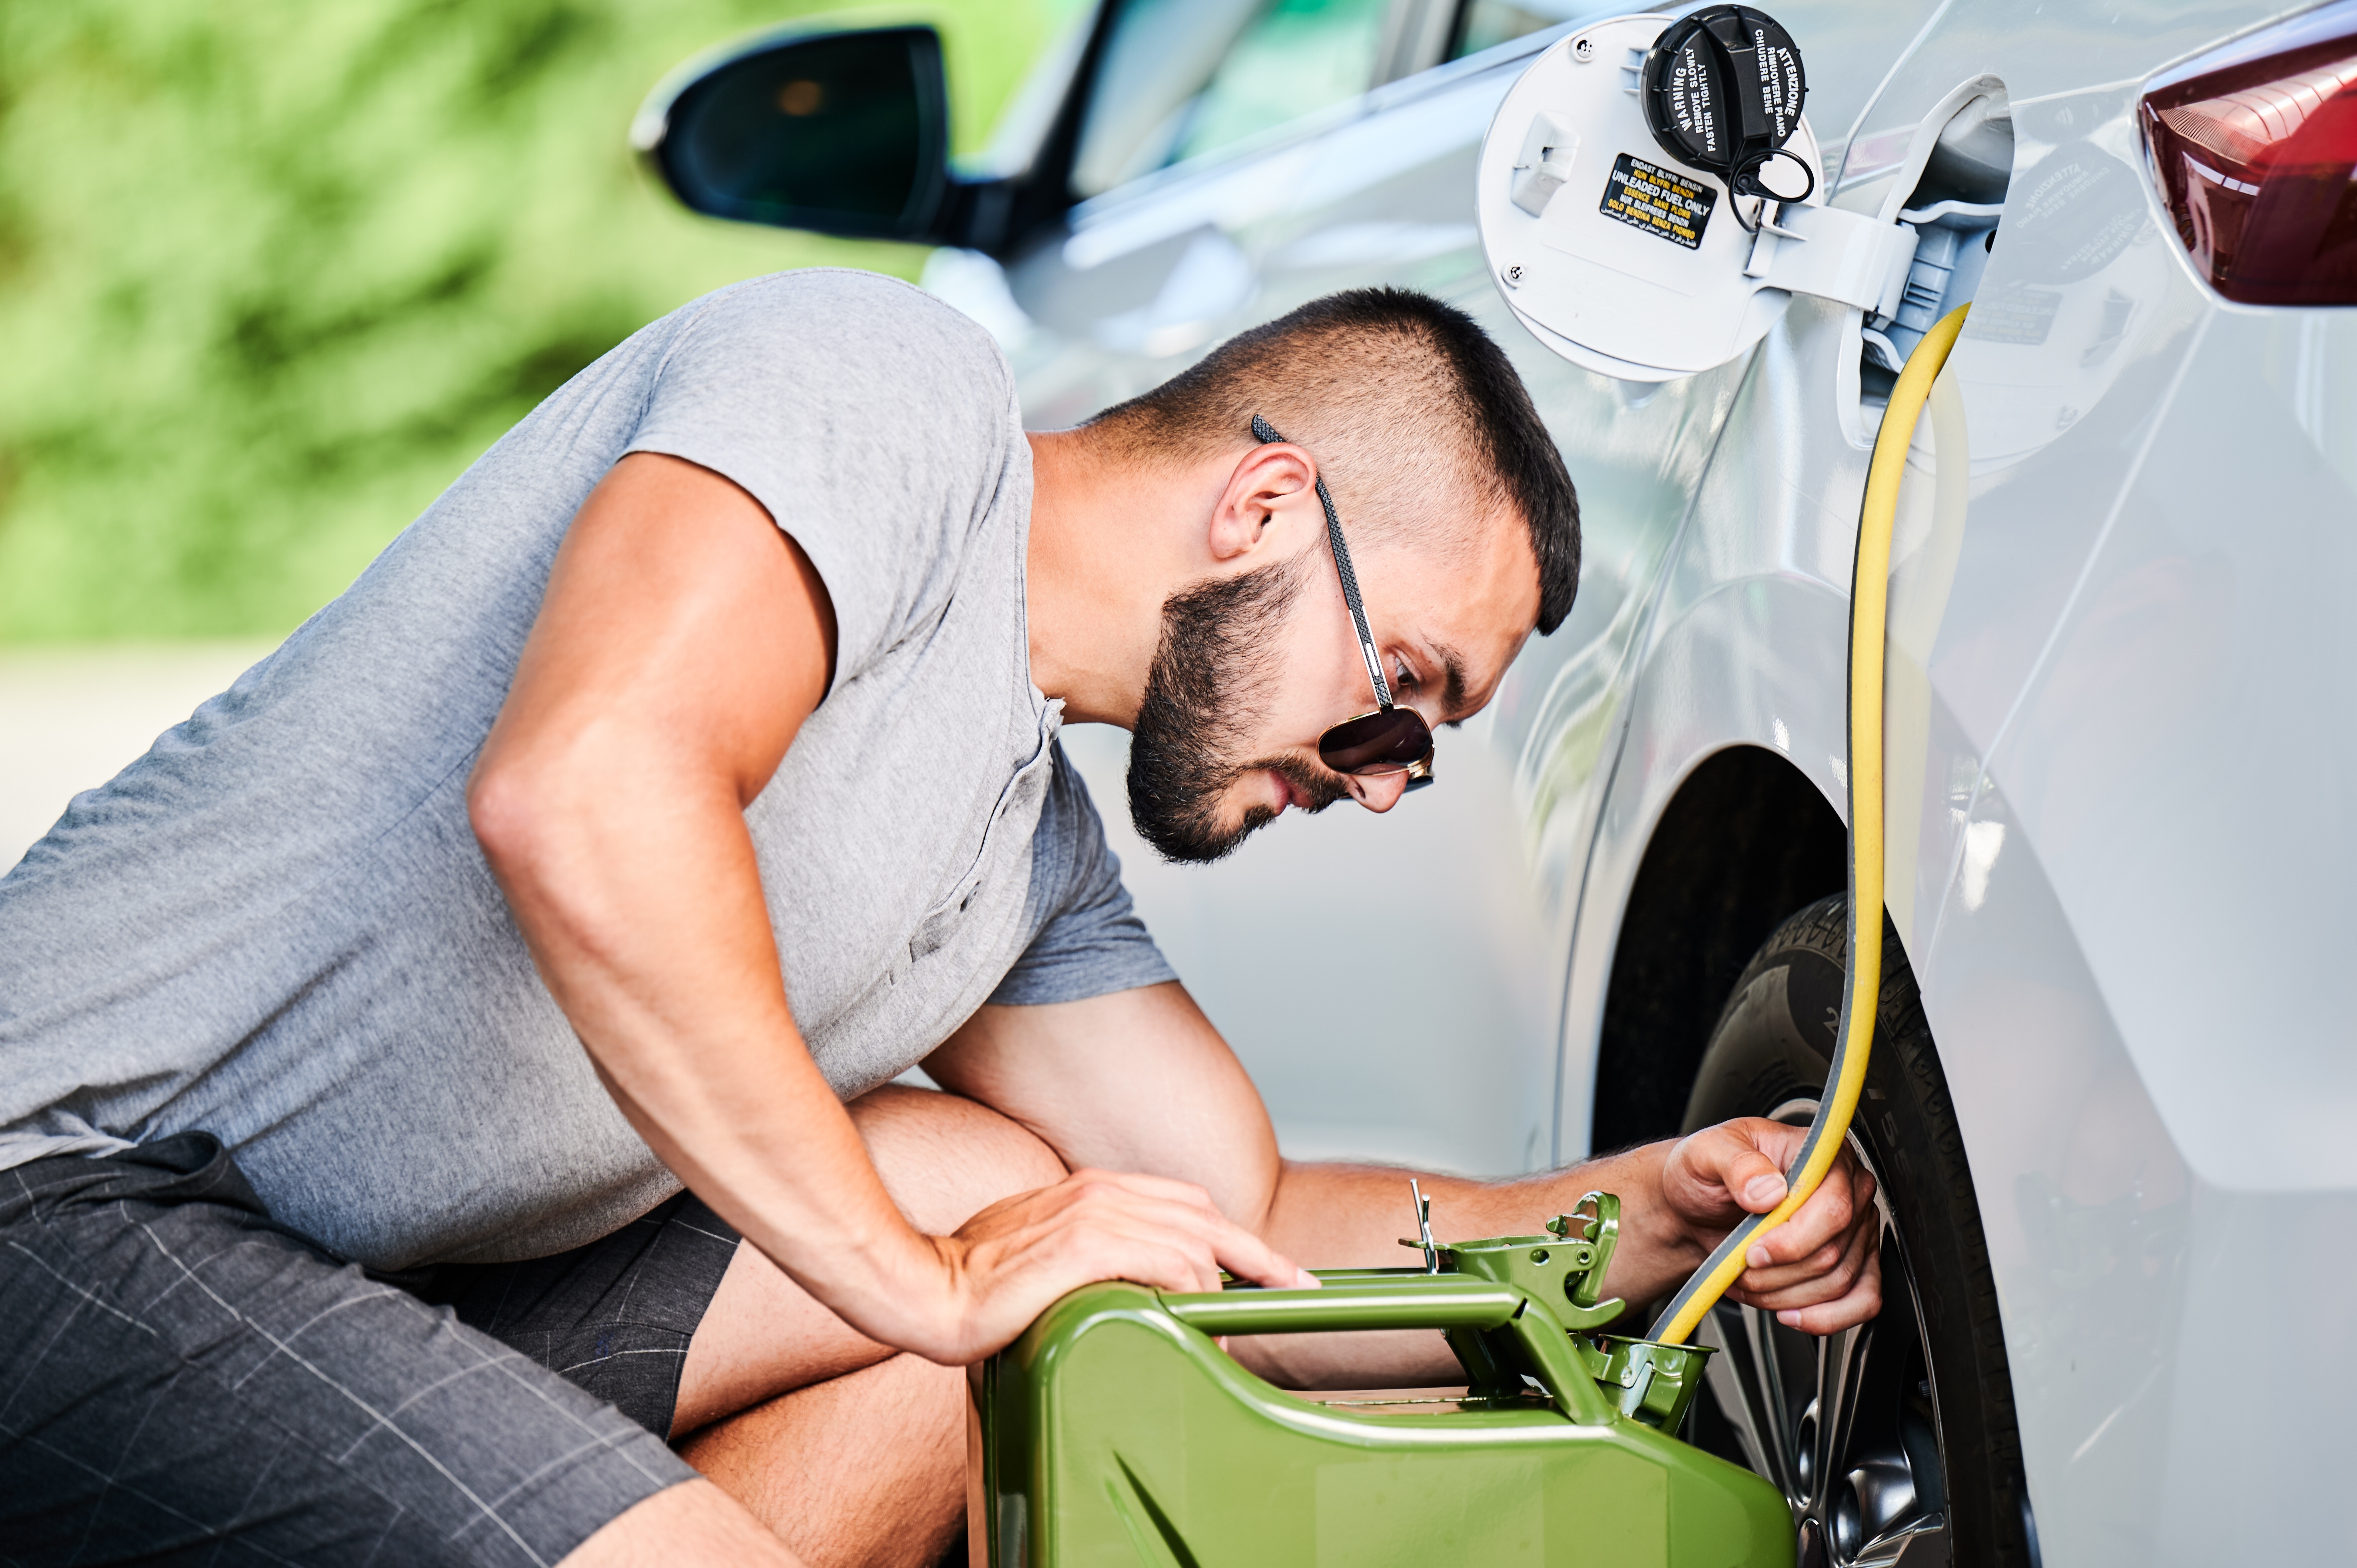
top-left (848, 1083), bottom-right (1067, 1235)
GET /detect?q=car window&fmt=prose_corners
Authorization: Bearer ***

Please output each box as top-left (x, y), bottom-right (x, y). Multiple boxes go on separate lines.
top-left (1450, 0), bottom-right (1589, 60)
top-left (1071, 0), bottom-right (1396, 197)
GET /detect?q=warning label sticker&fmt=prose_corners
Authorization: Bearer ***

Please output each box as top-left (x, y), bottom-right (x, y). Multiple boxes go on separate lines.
top-left (1600, 153), bottom-right (1715, 250)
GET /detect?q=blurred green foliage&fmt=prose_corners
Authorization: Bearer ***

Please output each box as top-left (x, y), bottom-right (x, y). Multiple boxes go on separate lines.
top-left (0, 0), bottom-right (1072, 641)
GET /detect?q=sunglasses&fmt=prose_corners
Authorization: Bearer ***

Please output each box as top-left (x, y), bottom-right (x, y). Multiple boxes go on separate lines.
top-left (1251, 415), bottom-right (1435, 793)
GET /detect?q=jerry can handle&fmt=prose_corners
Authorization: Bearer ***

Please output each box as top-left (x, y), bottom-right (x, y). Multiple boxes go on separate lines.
top-left (1159, 1278), bottom-right (1615, 1426)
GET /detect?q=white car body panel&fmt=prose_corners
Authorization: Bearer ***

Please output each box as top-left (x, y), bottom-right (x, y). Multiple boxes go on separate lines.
top-left (924, 1), bottom-right (2357, 1557)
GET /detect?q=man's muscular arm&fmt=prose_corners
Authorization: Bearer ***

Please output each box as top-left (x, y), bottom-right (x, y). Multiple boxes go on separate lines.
top-left (468, 453), bottom-right (1303, 1366)
top-left (931, 982), bottom-right (1879, 1387)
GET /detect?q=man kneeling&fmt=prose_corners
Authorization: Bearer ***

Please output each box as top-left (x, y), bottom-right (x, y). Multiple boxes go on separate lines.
top-left (0, 276), bottom-right (1876, 1567)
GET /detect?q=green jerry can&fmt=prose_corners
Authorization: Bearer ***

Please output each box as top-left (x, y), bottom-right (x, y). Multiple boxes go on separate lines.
top-left (972, 1193), bottom-right (1793, 1567)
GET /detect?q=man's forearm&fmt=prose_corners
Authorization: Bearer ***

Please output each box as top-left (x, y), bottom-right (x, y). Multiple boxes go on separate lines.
top-left (1232, 1150), bottom-right (1705, 1389)
top-left (478, 757), bottom-right (957, 1355)
top-left (1264, 1150), bottom-right (1706, 1297)
top-left (470, 452), bottom-right (957, 1356)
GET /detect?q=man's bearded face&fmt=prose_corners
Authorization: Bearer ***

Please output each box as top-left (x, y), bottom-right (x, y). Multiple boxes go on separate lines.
top-left (1126, 557), bottom-right (1351, 863)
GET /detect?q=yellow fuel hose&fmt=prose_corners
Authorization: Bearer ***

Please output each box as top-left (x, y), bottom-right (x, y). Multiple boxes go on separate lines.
top-left (1649, 303), bottom-right (1971, 1346)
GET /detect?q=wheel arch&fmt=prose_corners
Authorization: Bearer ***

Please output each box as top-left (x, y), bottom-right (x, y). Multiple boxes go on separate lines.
top-left (1587, 743), bottom-right (1847, 1154)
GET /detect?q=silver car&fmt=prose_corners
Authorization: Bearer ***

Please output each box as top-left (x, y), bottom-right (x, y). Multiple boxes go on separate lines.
top-left (637, 2), bottom-right (2357, 1562)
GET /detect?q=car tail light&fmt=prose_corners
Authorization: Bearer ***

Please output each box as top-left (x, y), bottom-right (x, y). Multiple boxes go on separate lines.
top-left (2141, 2), bottom-right (2357, 305)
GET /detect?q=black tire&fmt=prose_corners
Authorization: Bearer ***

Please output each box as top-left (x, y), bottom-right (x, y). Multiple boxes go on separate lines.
top-left (1678, 894), bottom-right (2034, 1568)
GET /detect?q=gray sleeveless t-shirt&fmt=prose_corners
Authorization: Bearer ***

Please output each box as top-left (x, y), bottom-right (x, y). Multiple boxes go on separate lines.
top-left (0, 270), bottom-right (1173, 1270)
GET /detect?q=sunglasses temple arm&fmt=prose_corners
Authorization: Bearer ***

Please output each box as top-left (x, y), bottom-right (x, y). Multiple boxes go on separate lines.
top-left (1251, 414), bottom-right (1393, 711)
top-left (1312, 474), bottom-right (1395, 709)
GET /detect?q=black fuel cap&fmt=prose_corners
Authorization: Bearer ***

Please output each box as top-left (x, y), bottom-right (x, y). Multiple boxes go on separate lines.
top-left (1641, 6), bottom-right (1813, 201)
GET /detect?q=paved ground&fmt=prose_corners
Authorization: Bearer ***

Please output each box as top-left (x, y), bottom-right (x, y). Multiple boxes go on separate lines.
top-left (0, 642), bottom-right (277, 874)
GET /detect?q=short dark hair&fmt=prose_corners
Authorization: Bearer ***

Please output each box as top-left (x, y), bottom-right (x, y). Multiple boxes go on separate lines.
top-left (1089, 287), bottom-right (1580, 634)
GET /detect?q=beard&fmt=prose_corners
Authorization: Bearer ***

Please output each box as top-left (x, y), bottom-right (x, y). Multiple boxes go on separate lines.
top-left (1127, 556), bottom-right (1353, 863)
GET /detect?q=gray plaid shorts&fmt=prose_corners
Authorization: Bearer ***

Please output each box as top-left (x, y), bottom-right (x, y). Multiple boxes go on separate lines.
top-left (0, 1132), bottom-right (742, 1566)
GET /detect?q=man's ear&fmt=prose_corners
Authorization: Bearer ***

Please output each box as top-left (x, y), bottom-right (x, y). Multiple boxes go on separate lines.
top-left (1206, 442), bottom-right (1317, 563)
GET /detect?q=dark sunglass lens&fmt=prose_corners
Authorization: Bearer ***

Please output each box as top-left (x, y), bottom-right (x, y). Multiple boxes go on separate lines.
top-left (1319, 709), bottom-right (1432, 774)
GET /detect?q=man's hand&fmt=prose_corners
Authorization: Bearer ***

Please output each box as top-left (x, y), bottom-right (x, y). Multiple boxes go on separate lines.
top-left (1658, 1118), bottom-right (1882, 1334)
top-left (926, 1169), bottom-right (1313, 1362)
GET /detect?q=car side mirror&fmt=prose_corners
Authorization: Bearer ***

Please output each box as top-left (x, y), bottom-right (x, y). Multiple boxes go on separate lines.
top-left (633, 26), bottom-right (957, 243)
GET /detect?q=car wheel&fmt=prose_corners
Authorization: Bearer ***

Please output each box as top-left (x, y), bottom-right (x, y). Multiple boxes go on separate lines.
top-left (1678, 894), bottom-right (2036, 1568)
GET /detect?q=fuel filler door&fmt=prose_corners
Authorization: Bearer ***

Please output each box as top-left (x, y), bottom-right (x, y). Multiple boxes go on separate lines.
top-left (1478, 7), bottom-right (1923, 381)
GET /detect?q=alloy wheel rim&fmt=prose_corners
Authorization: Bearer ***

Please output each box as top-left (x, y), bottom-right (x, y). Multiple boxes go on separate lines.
top-left (1696, 1099), bottom-right (1952, 1568)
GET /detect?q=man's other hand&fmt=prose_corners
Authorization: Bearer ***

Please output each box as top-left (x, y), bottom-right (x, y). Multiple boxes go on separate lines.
top-left (1659, 1118), bottom-right (1882, 1335)
top-left (925, 1168), bottom-right (1312, 1365)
